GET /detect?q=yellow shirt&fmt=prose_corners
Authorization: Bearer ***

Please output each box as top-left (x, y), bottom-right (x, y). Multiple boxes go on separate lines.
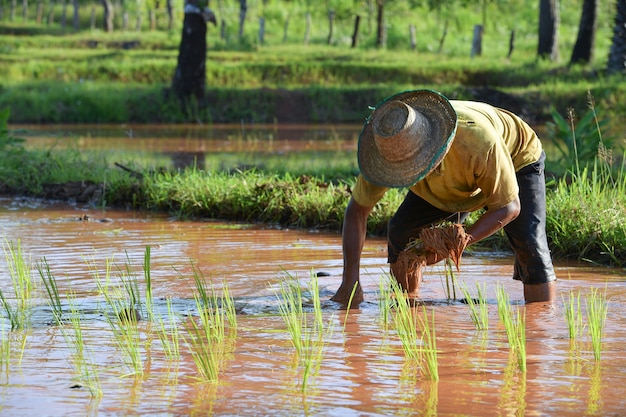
top-left (352, 100), bottom-right (543, 212)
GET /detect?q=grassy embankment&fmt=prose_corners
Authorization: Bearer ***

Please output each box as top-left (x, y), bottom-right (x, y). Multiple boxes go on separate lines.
top-left (0, 1), bottom-right (624, 267)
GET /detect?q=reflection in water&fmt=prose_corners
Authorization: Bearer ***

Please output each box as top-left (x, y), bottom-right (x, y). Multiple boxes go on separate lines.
top-left (1, 200), bottom-right (626, 416)
top-left (499, 355), bottom-right (527, 417)
top-left (587, 363), bottom-right (603, 416)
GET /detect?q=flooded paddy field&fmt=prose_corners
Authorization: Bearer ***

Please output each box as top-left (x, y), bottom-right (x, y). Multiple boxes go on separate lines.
top-left (1, 198), bottom-right (626, 416)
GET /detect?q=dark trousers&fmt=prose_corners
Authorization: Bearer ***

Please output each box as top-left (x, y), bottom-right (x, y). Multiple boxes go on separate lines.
top-left (387, 152), bottom-right (556, 285)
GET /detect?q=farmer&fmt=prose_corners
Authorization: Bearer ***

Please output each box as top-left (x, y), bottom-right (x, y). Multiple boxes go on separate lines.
top-left (331, 89), bottom-right (557, 306)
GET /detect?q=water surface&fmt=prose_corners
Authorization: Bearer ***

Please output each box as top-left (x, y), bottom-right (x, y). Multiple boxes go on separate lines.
top-left (1, 199), bottom-right (625, 416)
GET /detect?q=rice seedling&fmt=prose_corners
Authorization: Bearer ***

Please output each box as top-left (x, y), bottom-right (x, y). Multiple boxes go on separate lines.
top-left (183, 266), bottom-right (237, 383)
top-left (301, 272), bottom-right (332, 392)
top-left (377, 274), bottom-right (394, 331)
top-left (1, 239), bottom-right (35, 329)
top-left (512, 309), bottom-right (527, 372)
top-left (102, 299), bottom-right (144, 377)
top-left (183, 315), bottom-right (222, 383)
top-left (586, 287), bottom-right (608, 361)
top-left (389, 278), bottom-right (422, 362)
top-left (191, 266), bottom-right (237, 341)
top-left (37, 257), bottom-right (63, 324)
top-left (388, 277), bottom-right (439, 380)
top-left (563, 289), bottom-right (585, 339)
top-left (154, 298), bottom-right (181, 360)
top-left (496, 285), bottom-right (526, 372)
top-left (276, 273), bottom-right (305, 355)
top-left (460, 281), bottom-right (489, 330)
top-left (341, 281), bottom-right (360, 331)
top-left (143, 246), bottom-right (154, 321)
top-left (0, 324), bottom-right (10, 379)
top-left (418, 306), bottom-right (439, 381)
top-left (118, 252), bottom-right (143, 319)
top-left (275, 271), bottom-right (332, 392)
top-left (94, 261), bottom-right (145, 377)
top-left (62, 293), bottom-right (103, 398)
top-left (442, 259), bottom-right (458, 301)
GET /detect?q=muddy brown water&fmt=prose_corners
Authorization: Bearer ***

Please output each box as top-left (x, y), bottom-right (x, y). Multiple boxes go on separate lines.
top-left (2, 124), bottom-right (626, 416)
top-left (1, 198), bottom-right (626, 417)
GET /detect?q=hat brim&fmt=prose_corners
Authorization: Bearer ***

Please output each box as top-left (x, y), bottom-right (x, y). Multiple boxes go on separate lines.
top-left (358, 90), bottom-right (458, 188)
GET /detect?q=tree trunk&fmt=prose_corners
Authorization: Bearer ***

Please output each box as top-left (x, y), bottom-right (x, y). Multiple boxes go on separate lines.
top-left (507, 30), bottom-right (515, 59)
top-left (90, 6), bottom-right (96, 30)
top-left (607, 0), bottom-right (626, 73)
top-left (471, 24), bottom-right (483, 57)
top-left (22, 0), bottom-right (27, 21)
top-left (258, 17), bottom-right (265, 44)
top-left (327, 9), bottom-right (335, 45)
top-left (537, 0), bottom-right (559, 61)
top-left (351, 15), bottom-right (360, 48)
top-left (61, 0), bottom-right (67, 28)
top-left (36, 1), bottom-right (43, 23)
top-left (101, 0), bottom-right (114, 32)
top-left (171, 5), bottom-right (211, 114)
top-left (149, 9), bottom-right (156, 30)
top-left (47, 0), bottom-right (55, 25)
top-left (282, 14), bottom-right (289, 43)
top-left (72, 0), bottom-right (79, 30)
top-left (303, 12), bottom-right (311, 45)
top-left (569, 0), bottom-right (598, 65)
top-left (135, 14), bottom-right (142, 31)
top-left (166, 0), bottom-right (174, 30)
top-left (238, 0), bottom-right (247, 40)
top-left (437, 20), bottom-right (448, 54)
top-left (376, 0), bottom-right (385, 48)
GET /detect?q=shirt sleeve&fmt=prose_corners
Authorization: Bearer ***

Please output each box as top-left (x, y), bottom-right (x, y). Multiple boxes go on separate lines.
top-left (351, 174), bottom-right (389, 207)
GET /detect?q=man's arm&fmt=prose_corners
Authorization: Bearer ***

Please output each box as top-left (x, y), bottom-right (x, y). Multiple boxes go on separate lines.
top-left (331, 197), bottom-right (373, 306)
top-left (465, 196), bottom-right (521, 245)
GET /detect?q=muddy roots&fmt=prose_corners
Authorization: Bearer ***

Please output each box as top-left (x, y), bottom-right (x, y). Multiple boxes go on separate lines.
top-left (395, 224), bottom-right (471, 291)
top-left (419, 223), bottom-right (471, 271)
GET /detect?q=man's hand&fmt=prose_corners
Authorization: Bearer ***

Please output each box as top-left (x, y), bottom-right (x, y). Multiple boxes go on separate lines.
top-left (331, 198), bottom-right (373, 307)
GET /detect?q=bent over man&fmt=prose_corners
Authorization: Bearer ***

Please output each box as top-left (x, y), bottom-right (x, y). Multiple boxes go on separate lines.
top-left (332, 89), bottom-right (557, 306)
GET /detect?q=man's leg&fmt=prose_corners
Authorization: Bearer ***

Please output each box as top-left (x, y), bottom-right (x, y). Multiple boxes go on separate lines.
top-left (387, 191), bottom-right (464, 297)
top-left (503, 152), bottom-right (557, 303)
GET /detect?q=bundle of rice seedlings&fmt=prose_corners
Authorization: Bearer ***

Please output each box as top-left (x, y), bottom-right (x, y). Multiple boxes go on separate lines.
top-left (419, 223), bottom-right (471, 270)
top-left (395, 224), bottom-right (471, 291)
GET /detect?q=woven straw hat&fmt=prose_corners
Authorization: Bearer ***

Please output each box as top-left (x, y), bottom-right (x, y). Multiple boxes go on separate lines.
top-left (358, 90), bottom-right (457, 188)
